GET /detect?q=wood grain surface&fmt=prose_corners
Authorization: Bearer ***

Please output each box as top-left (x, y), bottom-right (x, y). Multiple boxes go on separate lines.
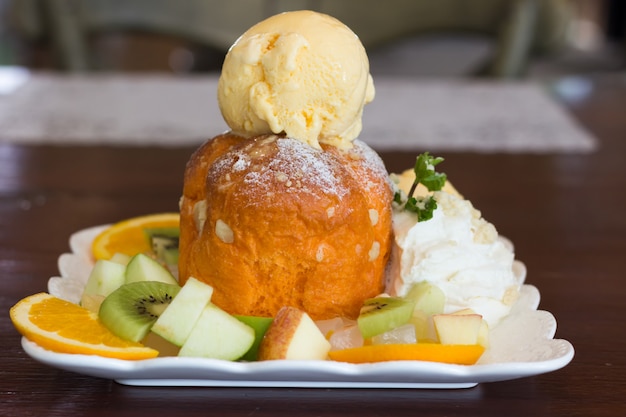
top-left (1, 75), bottom-right (625, 416)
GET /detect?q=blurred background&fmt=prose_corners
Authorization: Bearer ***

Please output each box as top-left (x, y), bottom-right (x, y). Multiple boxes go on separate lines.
top-left (0, 0), bottom-right (624, 81)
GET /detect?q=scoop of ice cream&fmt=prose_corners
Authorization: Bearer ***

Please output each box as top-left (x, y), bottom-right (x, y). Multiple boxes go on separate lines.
top-left (387, 190), bottom-right (523, 327)
top-left (217, 10), bottom-right (375, 149)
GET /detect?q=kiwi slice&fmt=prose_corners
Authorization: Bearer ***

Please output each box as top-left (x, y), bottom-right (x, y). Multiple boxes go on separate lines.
top-left (357, 296), bottom-right (416, 339)
top-left (99, 281), bottom-right (181, 342)
top-left (145, 227), bottom-right (179, 266)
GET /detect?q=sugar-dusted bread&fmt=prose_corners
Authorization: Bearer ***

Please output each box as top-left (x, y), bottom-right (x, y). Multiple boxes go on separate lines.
top-left (178, 133), bottom-right (393, 320)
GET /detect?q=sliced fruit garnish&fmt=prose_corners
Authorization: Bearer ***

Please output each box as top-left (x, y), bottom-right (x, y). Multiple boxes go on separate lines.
top-left (357, 296), bottom-right (416, 339)
top-left (10, 293), bottom-right (158, 360)
top-left (98, 282), bottom-right (181, 343)
top-left (91, 213), bottom-right (180, 260)
top-left (328, 343), bottom-right (485, 365)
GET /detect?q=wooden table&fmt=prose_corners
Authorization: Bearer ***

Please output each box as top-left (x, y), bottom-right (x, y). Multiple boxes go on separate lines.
top-left (1, 74), bottom-right (625, 416)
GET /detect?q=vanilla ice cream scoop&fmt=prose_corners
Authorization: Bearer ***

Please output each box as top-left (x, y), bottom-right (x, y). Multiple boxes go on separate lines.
top-left (217, 10), bottom-right (375, 149)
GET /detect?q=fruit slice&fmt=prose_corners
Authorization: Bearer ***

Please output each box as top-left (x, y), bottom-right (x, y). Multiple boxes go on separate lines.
top-left (141, 332), bottom-right (180, 357)
top-left (371, 323), bottom-right (417, 345)
top-left (328, 343), bottom-right (485, 365)
top-left (178, 303), bottom-right (255, 360)
top-left (315, 317), bottom-right (346, 339)
top-left (80, 294), bottom-right (106, 314)
top-left (405, 282), bottom-right (446, 342)
top-left (125, 253), bottom-right (178, 285)
top-left (257, 306), bottom-right (331, 360)
top-left (234, 315), bottom-right (274, 361)
top-left (357, 297), bottom-right (416, 339)
top-left (151, 277), bottom-right (214, 346)
top-left (110, 252), bottom-right (131, 266)
top-left (409, 309), bottom-right (438, 343)
top-left (80, 259), bottom-right (127, 311)
top-left (328, 324), bottom-right (364, 351)
top-left (450, 309), bottom-right (490, 348)
top-left (98, 281), bottom-right (180, 342)
top-left (145, 227), bottom-right (180, 266)
top-left (405, 282), bottom-right (445, 316)
top-left (10, 293), bottom-right (158, 360)
top-left (91, 213), bottom-right (180, 260)
top-left (433, 313), bottom-right (484, 345)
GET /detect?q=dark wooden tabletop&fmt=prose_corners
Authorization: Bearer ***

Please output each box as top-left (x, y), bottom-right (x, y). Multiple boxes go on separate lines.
top-left (1, 74), bottom-right (625, 416)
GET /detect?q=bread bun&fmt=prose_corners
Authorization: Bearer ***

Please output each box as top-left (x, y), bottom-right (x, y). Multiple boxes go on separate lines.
top-left (179, 133), bottom-right (392, 320)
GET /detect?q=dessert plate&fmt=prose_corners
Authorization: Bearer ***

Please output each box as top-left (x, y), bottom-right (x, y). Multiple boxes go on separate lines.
top-left (29, 226), bottom-right (574, 389)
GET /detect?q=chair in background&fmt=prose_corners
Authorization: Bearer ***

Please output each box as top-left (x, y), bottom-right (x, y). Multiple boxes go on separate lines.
top-left (7, 0), bottom-right (571, 78)
top-left (321, 0), bottom-right (573, 78)
top-left (7, 0), bottom-right (268, 72)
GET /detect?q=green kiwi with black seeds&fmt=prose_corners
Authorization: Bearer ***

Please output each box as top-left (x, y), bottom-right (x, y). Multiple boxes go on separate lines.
top-left (144, 227), bottom-right (180, 266)
top-left (98, 281), bottom-right (180, 342)
top-left (357, 296), bottom-right (416, 339)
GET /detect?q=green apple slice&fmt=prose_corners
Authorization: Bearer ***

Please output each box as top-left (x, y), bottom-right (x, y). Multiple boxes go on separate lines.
top-left (109, 252), bottom-right (131, 266)
top-left (151, 277), bottom-right (214, 346)
top-left (404, 282), bottom-right (446, 342)
top-left (80, 259), bottom-right (126, 311)
top-left (405, 281), bottom-right (445, 316)
top-left (125, 253), bottom-right (178, 285)
top-left (178, 303), bottom-right (255, 360)
top-left (234, 315), bottom-right (274, 361)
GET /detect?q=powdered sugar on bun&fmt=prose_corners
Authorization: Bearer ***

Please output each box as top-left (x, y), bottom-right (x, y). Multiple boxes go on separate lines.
top-left (179, 133), bottom-right (393, 320)
top-left (208, 136), bottom-right (351, 207)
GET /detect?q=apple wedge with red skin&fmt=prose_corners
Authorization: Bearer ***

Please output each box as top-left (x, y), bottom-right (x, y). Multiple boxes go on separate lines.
top-left (432, 313), bottom-right (484, 345)
top-left (258, 306), bottom-right (331, 360)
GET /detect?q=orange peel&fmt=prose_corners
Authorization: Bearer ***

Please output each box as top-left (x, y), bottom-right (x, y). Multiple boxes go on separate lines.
top-left (91, 212), bottom-right (179, 260)
top-left (10, 292), bottom-right (158, 360)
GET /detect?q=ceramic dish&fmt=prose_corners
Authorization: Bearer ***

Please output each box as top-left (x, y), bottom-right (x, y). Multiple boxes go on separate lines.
top-left (24, 226), bottom-right (574, 389)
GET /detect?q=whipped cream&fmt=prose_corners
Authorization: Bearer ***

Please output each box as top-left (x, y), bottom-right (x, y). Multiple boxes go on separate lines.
top-left (388, 190), bottom-right (522, 327)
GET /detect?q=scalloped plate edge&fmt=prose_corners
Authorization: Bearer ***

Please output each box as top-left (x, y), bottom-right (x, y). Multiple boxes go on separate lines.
top-left (20, 226), bottom-right (576, 388)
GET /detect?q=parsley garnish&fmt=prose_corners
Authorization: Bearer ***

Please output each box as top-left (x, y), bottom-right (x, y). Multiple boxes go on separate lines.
top-left (394, 152), bottom-right (447, 221)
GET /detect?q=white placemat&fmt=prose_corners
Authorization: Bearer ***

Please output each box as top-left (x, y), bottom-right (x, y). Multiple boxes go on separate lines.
top-left (0, 72), bottom-right (596, 152)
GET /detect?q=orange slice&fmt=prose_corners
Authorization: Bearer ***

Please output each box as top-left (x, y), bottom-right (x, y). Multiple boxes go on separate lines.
top-left (10, 293), bottom-right (158, 360)
top-left (91, 212), bottom-right (180, 260)
top-left (328, 343), bottom-right (485, 365)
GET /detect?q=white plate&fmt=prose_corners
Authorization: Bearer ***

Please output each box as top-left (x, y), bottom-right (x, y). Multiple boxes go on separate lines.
top-left (27, 226), bottom-right (574, 389)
